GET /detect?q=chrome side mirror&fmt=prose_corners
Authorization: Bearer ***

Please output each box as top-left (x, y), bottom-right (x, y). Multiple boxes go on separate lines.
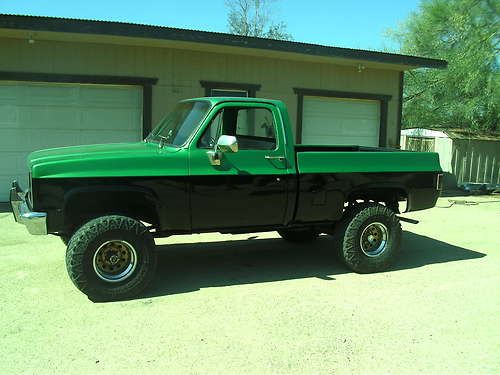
top-left (216, 135), bottom-right (238, 153)
top-left (207, 135), bottom-right (238, 166)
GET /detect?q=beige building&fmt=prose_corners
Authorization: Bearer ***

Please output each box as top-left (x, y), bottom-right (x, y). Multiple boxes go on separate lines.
top-left (0, 14), bottom-right (446, 201)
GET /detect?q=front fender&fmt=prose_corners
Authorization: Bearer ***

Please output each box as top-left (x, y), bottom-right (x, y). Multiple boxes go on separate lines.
top-left (63, 184), bottom-right (161, 232)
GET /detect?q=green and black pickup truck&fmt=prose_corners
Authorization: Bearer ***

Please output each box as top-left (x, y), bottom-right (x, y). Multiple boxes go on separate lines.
top-left (11, 97), bottom-right (442, 301)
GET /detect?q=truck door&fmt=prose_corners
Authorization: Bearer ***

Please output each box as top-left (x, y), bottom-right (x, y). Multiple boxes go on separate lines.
top-left (189, 102), bottom-right (290, 230)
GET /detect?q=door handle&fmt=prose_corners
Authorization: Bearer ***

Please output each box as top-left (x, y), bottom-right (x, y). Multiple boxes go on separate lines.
top-left (265, 155), bottom-right (285, 160)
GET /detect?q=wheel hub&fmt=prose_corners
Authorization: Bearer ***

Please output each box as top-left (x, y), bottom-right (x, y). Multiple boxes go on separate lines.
top-left (109, 254), bottom-right (120, 265)
top-left (93, 240), bottom-right (137, 283)
top-left (360, 222), bottom-right (388, 257)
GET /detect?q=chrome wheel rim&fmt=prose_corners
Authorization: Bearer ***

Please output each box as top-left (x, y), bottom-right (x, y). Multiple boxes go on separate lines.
top-left (93, 240), bottom-right (137, 283)
top-left (360, 222), bottom-right (388, 257)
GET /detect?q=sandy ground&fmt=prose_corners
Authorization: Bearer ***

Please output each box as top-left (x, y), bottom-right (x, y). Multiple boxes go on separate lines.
top-left (0, 195), bottom-right (499, 375)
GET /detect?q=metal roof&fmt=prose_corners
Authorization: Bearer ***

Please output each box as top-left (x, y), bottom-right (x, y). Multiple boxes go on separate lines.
top-left (0, 14), bottom-right (448, 69)
top-left (402, 128), bottom-right (500, 141)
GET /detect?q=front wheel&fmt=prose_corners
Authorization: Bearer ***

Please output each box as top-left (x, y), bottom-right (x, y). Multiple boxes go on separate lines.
top-left (334, 203), bottom-right (401, 273)
top-left (65, 215), bottom-right (157, 301)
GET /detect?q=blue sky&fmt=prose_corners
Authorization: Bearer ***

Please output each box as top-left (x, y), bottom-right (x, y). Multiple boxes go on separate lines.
top-left (0, 0), bottom-right (421, 51)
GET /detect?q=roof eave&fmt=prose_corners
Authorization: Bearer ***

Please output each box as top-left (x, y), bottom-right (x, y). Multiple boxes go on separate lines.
top-left (0, 14), bottom-right (448, 70)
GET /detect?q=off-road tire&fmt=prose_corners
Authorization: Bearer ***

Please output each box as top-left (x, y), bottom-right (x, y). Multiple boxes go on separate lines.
top-left (333, 203), bottom-right (401, 273)
top-left (278, 228), bottom-right (318, 243)
top-left (65, 215), bottom-right (157, 302)
top-left (60, 235), bottom-right (70, 246)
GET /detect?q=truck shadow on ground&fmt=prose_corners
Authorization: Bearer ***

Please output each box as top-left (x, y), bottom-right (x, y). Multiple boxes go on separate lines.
top-left (143, 231), bottom-right (485, 299)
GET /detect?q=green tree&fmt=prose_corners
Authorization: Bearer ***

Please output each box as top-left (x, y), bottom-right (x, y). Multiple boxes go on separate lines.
top-left (389, 0), bottom-right (499, 132)
top-left (226, 0), bottom-right (293, 41)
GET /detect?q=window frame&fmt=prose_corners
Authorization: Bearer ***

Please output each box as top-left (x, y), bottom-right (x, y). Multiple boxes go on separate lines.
top-left (199, 81), bottom-right (261, 98)
top-left (210, 88), bottom-right (249, 97)
top-left (194, 103), bottom-right (281, 152)
top-left (197, 109), bottom-right (224, 149)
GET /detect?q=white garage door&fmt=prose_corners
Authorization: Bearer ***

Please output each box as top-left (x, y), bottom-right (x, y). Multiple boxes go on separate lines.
top-left (0, 81), bottom-right (143, 201)
top-left (302, 96), bottom-right (380, 147)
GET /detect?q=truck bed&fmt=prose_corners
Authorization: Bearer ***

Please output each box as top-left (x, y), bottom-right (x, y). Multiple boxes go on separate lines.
top-left (295, 144), bottom-right (397, 152)
top-left (295, 145), bottom-right (442, 174)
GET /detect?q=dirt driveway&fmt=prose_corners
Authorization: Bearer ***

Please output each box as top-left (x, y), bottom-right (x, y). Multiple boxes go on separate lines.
top-left (0, 195), bottom-right (499, 375)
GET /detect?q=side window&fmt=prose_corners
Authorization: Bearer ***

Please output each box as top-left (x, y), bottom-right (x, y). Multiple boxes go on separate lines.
top-left (198, 107), bottom-right (276, 150)
top-left (198, 111), bottom-right (223, 148)
top-left (235, 108), bottom-right (276, 150)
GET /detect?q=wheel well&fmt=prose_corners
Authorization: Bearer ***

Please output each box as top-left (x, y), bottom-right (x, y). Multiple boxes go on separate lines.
top-left (346, 188), bottom-right (408, 213)
top-left (63, 191), bottom-right (160, 234)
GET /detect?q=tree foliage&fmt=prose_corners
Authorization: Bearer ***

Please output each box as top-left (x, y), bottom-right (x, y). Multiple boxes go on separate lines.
top-left (389, 0), bottom-right (499, 132)
top-left (226, 0), bottom-right (293, 41)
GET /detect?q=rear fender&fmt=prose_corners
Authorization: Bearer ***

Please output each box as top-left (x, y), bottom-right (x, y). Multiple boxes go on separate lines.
top-left (346, 184), bottom-right (408, 212)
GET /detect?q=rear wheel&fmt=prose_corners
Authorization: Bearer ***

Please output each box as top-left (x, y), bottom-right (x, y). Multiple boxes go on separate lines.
top-left (65, 215), bottom-right (157, 301)
top-left (278, 228), bottom-right (318, 243)
top-left (60, 235), bottom-right (70, 246)
top-left (334, 203), bottom-right (401, 273)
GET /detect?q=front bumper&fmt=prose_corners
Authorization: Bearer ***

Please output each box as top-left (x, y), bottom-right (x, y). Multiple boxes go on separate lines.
top-left (10, 180), bottom-right (47, 235)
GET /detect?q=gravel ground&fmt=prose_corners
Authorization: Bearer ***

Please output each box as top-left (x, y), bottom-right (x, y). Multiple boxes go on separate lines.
top-left (0, 195), bottom-right (499, 375)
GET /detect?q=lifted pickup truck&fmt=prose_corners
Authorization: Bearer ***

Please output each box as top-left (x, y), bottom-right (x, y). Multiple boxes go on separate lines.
top-left (11, 97), bottom-right (442, 301)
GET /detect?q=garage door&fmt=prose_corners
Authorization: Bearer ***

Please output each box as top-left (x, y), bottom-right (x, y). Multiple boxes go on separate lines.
top-left (301, 96), bottom-right (380, 147)
top-left (0, 81), bottom-right (143, 201)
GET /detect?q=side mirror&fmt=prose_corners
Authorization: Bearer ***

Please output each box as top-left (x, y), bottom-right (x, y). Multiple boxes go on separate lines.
top-left (216, 135), bottom-right (238, 153)
top-left (207, 135), bottom-right (238, 166)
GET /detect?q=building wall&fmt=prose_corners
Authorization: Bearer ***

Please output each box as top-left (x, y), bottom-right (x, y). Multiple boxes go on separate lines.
top-left (452, 139), bottom-right (500, 186)
top-left (0, 37), bottom-right (402, 146)
top-left (435, 137), bottom-right (454, 172)
top-left (402, 134), bottom-right (500, 187)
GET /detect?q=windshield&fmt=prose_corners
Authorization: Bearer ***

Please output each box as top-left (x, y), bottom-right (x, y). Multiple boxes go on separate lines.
top-left (147, 101), bottom-right (210, 146)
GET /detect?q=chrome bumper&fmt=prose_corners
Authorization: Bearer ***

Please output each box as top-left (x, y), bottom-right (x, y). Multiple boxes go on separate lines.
top-left (10, 181), bottom-right (47, 235)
